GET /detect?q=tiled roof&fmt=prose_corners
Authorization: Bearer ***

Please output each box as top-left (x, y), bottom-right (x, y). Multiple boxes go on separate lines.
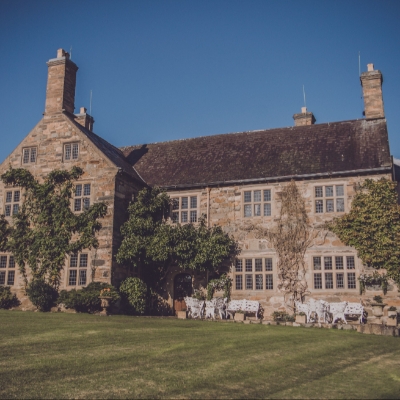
top-left (120, 119), bottom-right (391, 188)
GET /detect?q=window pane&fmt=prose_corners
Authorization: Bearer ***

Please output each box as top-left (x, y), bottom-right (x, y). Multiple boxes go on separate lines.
top-left (190, 211), bottom-right (197, 223)
top-left (172, 212), bottom-right (179, 223)
top-left (315, 200), bottom-right (323, 213)
top-left (313, 257), bottom-right (321, 270)
top-left (12, 204), bottom-right (19, 215)
top-left (23, 149), bottom-right (30, 164)
top-left (348, 273), bottom-right (356, 289)
top-left (325, 273), bottom-right (333, 289)
top-left (14, 191), bottom-right (20, 202)
top-left (181, 211), bottom-right (188, 223)
top-left (244, 191), bottom-right (251, 203)
top-left (266, 274), bottom-right (273, 290)
top-left (69, 270), bottom-right (77, 286)
top-left (315, 187), bottom-right (323, 198)
top-left (181, 197), bottom-right (188, 209)
top-left (79, 270), bottom-right (87, 286)
top-left (74, 199), bottom-right (81, 212)
top-left (72, 143), bottom-right (79, 159)
top-left (254, 204), bottom-right (261, 216)
top-left (8, 256), bottom-right (15, 268)
top-left (264, 189), bottom-right (271, 202)
top-left (30, 148), bottom-right (37, 163)
top-left (255, 274), bottom-right (263, 290)
top-left (235, 275), bottom-right (243, 290)
top-left (235, 259), bottom-right (242, 272)
top-left (5, 205), bottom-right (11, 217)
top-left (336, 198), bottom-right (345, 212)
top-left (255, 259), bottom-right (262, 271)
top-left (335, 256), bottom-right (343, 269)
top-left (326, 199), bottom-right (334, 212)
top-left (245, 274), bottom-right (253, 290)
top-left (265, 258), bottom-right (273, 271)
top-left (79, 254), bottom-right (88, 268)
top-left (264, 203), bottom-right (271, 216)
top-left (83, 184), bottom-right (91, 196)
top-left (325, 186), bottom-right (334, 197)
top-left (254, 190), bottom-right (261, 202)
top-left (7, 271), bottom-right (15, 285)
top-left (190, 196), bottom-right (197, 209)
top-left (244, 205), bottom-right (252, 217)
top-left (245, 259), bottom-right (252, 272)
top-left (336, 273), bottom-right (344, 288)
top-left (314, 273), bottom-right (322, 289)
top-left (83, 198), bottom-right (90, 210)
top-left (346, 256), bottom-right (355, 269)
top-left (324, 257), bottom-right (332, 270)
top-left (75, 185), bottom-right (82, 197)
top-left (70, 254), bottom-right (78, 268)
top-left (0, 256), bottom-right (7, 268)
top-left (0, 271), bottom-right (5, 285)
top-left (65, 144), bottom-right (71, 160)
top-left (5, 192), bottom-right (12, 203)
top-left (336, 185), bottom-right (344, 196)
top-left (172, 199), bottom-right (179, 210)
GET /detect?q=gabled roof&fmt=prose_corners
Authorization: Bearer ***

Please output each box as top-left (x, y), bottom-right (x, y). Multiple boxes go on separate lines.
top-left (66, 115), bottom-right (145, 184)
top-left (120, 118), bottom-right (391, 188)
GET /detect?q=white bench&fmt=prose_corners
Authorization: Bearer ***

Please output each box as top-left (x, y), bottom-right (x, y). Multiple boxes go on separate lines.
top-left (184, 297), bottom-right (204, 319)
top-left (226, 299), bottom-right (260, 319)
top-left (204, 297), bottom-right (227, 319)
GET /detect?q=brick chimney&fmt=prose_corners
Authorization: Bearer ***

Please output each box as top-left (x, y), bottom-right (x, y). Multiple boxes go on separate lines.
top-left (360, 63), bottom-right (384, 119)
top-left (44, 48), bottom-right (78, 115)
top-left (293, 107), bottom-right (316, 126)
top-left (75, 107), bottom-right (95, 132)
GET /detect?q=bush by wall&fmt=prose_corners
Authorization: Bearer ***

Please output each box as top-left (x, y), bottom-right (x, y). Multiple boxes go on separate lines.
top-left (0, 286), bottom-right (19, 309)
top-left (119, 277), bottom-right (147, 315)
top-left (26, 279), bottom-right (58, 312)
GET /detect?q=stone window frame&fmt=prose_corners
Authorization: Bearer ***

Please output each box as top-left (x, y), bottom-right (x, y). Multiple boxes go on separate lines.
top-left (21, 146), bottom-right (38, 165)
top-left (73, 182), bottom-right (92, 213)
top-left (0, 254), bottom-right (16, 286)
top-left (4, 188), bottom-right (22, 217)
top-left (233, 256), bottom-right (275, 292)
top-left (242, 187), bottom-right (273, 218)
top-left (67, 253), bottom-right (89, 287)
top-left (311, 254), bottom-right (357, 290)
top-left (313, 182), bottom-right (345, 214)
top-left (170, 193), bottom-right (199, 224)
top-left (63, 142), bottom-right (80, 162)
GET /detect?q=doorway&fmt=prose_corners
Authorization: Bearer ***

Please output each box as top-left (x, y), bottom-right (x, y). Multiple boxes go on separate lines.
top-left (173, 273), bottom-right (192, 313)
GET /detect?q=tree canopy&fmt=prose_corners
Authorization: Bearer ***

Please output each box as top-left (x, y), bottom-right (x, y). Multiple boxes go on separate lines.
top-left (328, 178), bottom-right (400, 284)
top-left (0, 167), bottom-right (107, 287)
top-left (116, 187), bottom-right (239, 288)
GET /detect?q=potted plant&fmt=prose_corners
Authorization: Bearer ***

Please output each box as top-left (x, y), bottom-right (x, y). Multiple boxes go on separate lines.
top-left (295, 312), bottom-right (307, 324)
top-left (98, 287), bottom-right (117, 316)
top-left (371, 295), bottom-right (386, 318)
top-left (177, 309), bottom-right (187, 319)
top-left (387, 306), bottom-right (398, 327)
top-left (234, 310), bottom-right (245, 321)
top-left (387, 306), bottom-right (397, 317)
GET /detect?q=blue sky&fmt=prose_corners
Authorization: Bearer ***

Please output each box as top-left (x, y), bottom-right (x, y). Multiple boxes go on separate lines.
top-left (0, 0), bottom-right (399, 163)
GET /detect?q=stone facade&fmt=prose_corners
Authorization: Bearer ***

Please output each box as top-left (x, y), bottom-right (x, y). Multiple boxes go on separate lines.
top-left (0, 49), bottom-right (398, 315)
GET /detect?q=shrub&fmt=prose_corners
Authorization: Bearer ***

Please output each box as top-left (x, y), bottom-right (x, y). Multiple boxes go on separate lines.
top-left (0, 286), bottom-right (19, 309)
top-left (119, 277), bottom-right (147, 315)
top-left (373, 295), bottom-right (383, 304)
top-left (26, 279), bottom-right (58, 311)
top-left (388, 306), bottom-right (397, 312)
top-left (58, 282), bottom-right (119, 313)
top-left (272, 311), bottom-right (295, 322)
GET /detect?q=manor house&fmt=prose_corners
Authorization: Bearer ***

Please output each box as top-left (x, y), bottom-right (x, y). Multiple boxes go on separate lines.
top-left (0, 49), bottom-right (397, 314)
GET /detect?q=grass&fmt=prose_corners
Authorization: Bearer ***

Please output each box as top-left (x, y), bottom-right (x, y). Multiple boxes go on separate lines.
top-left (0, 311), bottom-right (400, 399)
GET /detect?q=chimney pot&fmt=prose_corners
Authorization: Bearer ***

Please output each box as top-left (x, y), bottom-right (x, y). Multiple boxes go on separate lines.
top-left (367, 63), bottom-right (374, 72)
top-left (301, 106), bottom-right (307, 114)
top-left (80, 107), bottom-right (87, 114)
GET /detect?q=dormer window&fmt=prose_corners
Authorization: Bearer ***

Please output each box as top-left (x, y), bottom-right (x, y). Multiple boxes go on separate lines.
top-left (22, 147), bottom-right (37, 164)
top-left (64, 143), bottom-right (79, 161)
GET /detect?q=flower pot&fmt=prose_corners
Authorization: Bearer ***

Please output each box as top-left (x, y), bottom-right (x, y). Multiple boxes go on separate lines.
top-left (99, 296), bottom-right (112, 316)
top-left (295, 315), bottom-right (306, 324)
top-left (371, 303), bottom-right (386, 318)
top-left (234, 313), bottom-right (245, 321)
top-left (177, 311), bottom-right (187, 319)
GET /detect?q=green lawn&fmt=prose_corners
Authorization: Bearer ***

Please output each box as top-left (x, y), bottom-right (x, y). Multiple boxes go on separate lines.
top-left (1, 311), bottom-right (400, 399)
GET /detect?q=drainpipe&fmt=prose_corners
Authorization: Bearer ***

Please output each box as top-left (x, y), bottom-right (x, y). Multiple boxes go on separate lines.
top-left (207, 187), bottom-right (211, 228)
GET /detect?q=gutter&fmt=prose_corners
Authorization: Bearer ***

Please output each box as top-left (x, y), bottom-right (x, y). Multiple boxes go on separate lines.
top-left (161, 166), bottom-right (392, 190)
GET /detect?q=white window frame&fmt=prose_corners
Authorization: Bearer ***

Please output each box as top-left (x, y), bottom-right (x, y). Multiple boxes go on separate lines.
top-left (233, 257), bottom-right (275, 292)
top-left (73, 183), bottom-right (91, 212)
top-left (68, 253), bottom-right (89, 287)
top-left (314, 183), bottom-right (345, 214)
top-left (22, 147), bottom-right (37, 165)
top-left (63, 142), bottom-right (79, 162)
top-left (4, 188), bottom-right (21, 217)
top-left (243, 188), bottom-right (272, 218)
top-left (0, 254), bottom-right (16, 286)
top-left (170, 194), bottom-right (199, 224)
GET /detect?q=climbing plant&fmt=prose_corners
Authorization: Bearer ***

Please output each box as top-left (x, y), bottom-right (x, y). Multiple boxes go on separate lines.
top-left (328, 178), bottom-right (400, 286)
top-left (0, 167), bottom-right (107, 287)
top-left (206, 274), bottom-right (232, 301)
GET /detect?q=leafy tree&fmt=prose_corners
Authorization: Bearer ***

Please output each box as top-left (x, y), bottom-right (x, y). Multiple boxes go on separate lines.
top-left (116, 187), bottom-right (239, 289)
top-left (0, 167), bottom-right (107, 287)
top-left (328, 178), bottom-right (400, 285)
